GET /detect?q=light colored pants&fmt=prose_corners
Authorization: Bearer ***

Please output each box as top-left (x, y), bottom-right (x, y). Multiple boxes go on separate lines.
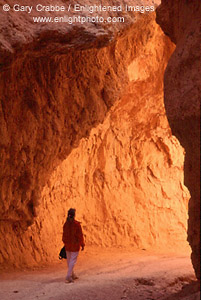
top-left (66, 251), bottom-right (79, 279)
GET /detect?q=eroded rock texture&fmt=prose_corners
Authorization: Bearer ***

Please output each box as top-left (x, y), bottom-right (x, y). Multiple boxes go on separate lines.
top-left (42, 82), bottom-right (189, 250)
top-left (156, 0), bottom-right (201, 279)
top-left (0, 1), bottom-right (190, 268)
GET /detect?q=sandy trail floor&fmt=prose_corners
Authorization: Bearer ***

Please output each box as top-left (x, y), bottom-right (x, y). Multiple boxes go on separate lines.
top-left (0, 247), bottom-right (200, 300)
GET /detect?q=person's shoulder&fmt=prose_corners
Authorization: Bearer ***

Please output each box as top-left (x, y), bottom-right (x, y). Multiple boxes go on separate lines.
top-left (63, 221), bottom-right (68, 227)
top-left (74, 219), bottom-right (81, 224)
top-left (74, 220), bottom-right (81, 226)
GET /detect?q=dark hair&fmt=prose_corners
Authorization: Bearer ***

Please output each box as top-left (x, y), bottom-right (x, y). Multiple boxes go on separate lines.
top-left (67, 208), bottom-right (76, 219)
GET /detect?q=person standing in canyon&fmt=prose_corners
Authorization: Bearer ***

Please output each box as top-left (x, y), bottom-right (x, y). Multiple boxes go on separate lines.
top-left (62, 208), bottom-right (85, 283)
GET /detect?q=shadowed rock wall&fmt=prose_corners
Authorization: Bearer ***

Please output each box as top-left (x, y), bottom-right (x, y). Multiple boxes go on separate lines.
top-left (156, 0), bottom-right (201, 279)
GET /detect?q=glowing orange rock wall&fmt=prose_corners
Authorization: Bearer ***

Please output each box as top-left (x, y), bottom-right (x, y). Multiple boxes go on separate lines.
top-left (42, 96), bottom-right (189, 250)
top-left (30, 18), bottom-right (189, 265)
top-left (0, 41), bottom-right (127, 267)
top-left (156, 0), bottom-right (201, 279)
top-left (0, 8), bottom-right (190, 268)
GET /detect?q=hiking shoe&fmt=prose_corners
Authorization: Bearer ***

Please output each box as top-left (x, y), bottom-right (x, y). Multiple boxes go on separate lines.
top-left (65, 276), bottom-right (74, 283)
top-left (72, 273), bottom-right (79, 280)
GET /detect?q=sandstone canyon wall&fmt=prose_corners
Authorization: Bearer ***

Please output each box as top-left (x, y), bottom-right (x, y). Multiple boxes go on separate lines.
top-left (0, 0), bottom-right (191, 270)
top-left (156, 0), bottom-right (201, 279)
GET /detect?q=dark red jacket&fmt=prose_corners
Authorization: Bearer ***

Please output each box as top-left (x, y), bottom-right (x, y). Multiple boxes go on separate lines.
top-left (62, 219), bottom-right (85, 252)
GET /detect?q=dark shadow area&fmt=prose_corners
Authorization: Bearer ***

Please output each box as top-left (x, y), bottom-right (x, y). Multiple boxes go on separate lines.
top-left (164, 280), bottom-right (200, 300)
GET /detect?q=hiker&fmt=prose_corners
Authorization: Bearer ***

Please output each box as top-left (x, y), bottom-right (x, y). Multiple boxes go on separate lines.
top-left (62, 208), bottom-right (85, 283)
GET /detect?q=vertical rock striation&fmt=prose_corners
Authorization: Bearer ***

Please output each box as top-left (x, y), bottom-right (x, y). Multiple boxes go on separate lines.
top-left (156, 0), bottom-right (201, 279)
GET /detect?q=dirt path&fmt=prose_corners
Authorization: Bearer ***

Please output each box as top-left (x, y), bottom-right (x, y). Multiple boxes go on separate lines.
top-left (0, 248), bottom-right (200, 300)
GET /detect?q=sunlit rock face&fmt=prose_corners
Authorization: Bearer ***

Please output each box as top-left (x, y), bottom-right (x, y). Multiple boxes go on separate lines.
top-left (41, 19), bottom-right (189, 252)
top-left (0, 0), bottom-right (189, 268)
top-left (156, 0), bottom-right (201, 279)
top-left (43, 87), bottom-right (189, 250)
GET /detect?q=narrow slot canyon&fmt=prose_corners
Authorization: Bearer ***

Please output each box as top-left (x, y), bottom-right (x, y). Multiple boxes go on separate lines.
top-left (0, 1), bottom-right (200, 300)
